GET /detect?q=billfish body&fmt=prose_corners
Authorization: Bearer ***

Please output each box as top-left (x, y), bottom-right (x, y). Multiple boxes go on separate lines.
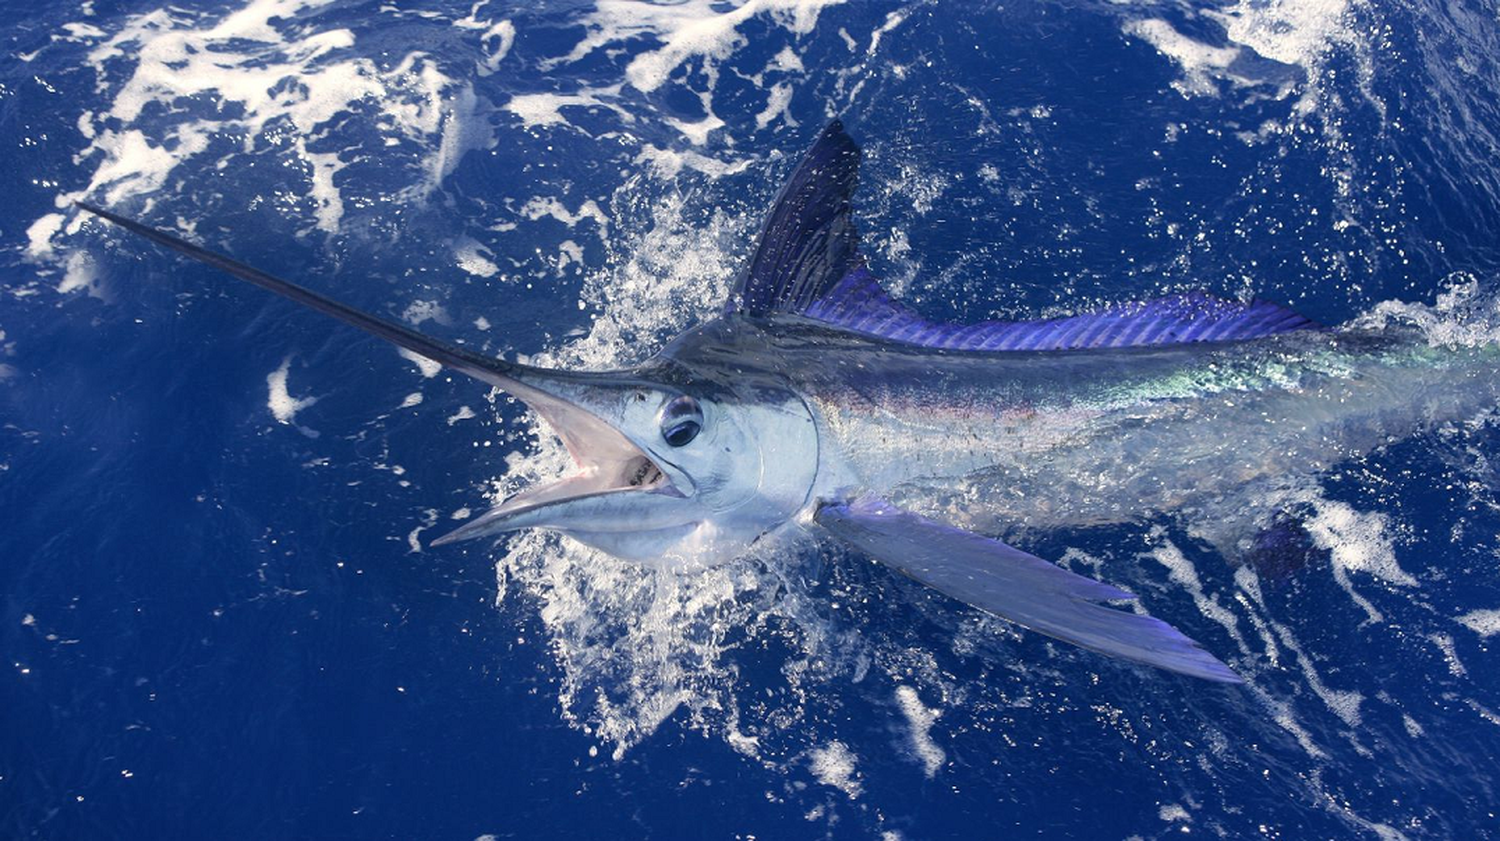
top-left (673, 317), bottom-right (1494, 539)
top-left (77, 121), bottom-right (1494, 685)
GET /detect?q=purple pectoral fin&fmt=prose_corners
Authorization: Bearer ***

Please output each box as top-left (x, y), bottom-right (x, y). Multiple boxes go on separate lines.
top-left (815, 497), bottom-right (1244, 683)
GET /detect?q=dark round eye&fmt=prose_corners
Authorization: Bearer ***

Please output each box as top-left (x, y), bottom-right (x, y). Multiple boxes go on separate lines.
top-left (664, 421), bottom-right (700, 447)
top-left (658, 395), bottom-right (703, 447)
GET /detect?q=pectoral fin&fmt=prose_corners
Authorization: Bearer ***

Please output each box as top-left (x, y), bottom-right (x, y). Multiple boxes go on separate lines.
top-left (815, 497), bottom-right (1243, 683)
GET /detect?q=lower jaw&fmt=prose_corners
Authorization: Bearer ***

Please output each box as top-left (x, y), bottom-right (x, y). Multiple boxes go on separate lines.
top-left (554, 522), bottom-right (703, 565)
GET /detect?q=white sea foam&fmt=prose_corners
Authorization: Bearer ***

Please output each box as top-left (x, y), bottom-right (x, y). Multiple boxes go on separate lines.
top-left (83, 127), bottom-right (202, 209)
top-left (1402, 713), bottom-right (1424, 738)
top-left (25, 214), bottom-right (65, 261)
top-left (266, 356), bottom-right (318, 436)
top-left (54, 250), bottom-right (100, 297)
top-left (771, 45), bottom-right (804, 73)
top-left (1207, 0), bottom-right (1352, 71)
top-left (1214, 481), bottom-right (1412, 626)
top-left (454, 238), bottom-right (501, 278)
top-left (397, 347), bottom-right (442, 379)
top-left (1158, 803), bottom-right (1191, 823)
top-left (1267, 693), bottom-right (1327, 759)
top-left (519, 197), bottom-right (610, 238)
top-left (1231, 566), bottom-right (1284, 667)
top-left (1469, 700), bottom-right (1500, 728)
top-left (1125, 19), bottom-right (1245, 98)
top-left (807, 741), bottom-right (862, 798)
top-left (1125, 0), bottom-right (1354, 107)
top-left (1152, 536), bottom-right (1369, 742)
top-left (33, 0), bottom-right (493, 281)
top-left (1358, 277), bottom-right (1500, 350)
top-left (1302, 495), bottom-right (1413, 586)
top-left (1428, 632), bottom-right (1467, 677)
top-left (454, 8), bottom-right (513, 77)
top-left (62, 22), bottom-right (107, 39)
top-left (517, 0), bottom-right (838, 150)
top-left (1231, 567), bottom-right (1365, 758)
top-left (634, 145), bottom-right (753, 179)
top-left (503, 87), bottom-right (630, 129)
top-left (0, 334), bottom-right (13, 381)
top-left (554, 0), bottom-right (842, 94)
top-left (401, 299), bottom-right (448, 327)
top-left (407, 508), bottom-right (438, 553)
top-left (543, 191), bottom-right (747, 355)
top-left (668, 113), bottom-right (725, 146)
top-left (1270, 614), bottom-right (1364, 727)
top-left (1456, 608), bottom-right (1500, 638)
top-left (419, 78), bottom-right (491, 200)
top-left (866, 10), bottom-right (907, 57)
top-left (556, 240), bottom-right (584, 275)
top-left (894, 685), bottom-right (945, 777)
top-left (1147, 535), bottom-right (1250, 654)
top-left (755, 82), bottom-right (796, 130)
top-left (1294, 492), bottom-right (1415, 626)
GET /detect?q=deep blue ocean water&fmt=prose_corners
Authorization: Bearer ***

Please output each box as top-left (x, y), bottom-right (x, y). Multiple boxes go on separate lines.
top-left (4, 0), bottom-right (1500, 837)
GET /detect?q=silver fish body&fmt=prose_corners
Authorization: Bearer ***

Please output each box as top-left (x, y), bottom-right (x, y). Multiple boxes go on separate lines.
top-left (673, 317), bottom-right (1498, 542)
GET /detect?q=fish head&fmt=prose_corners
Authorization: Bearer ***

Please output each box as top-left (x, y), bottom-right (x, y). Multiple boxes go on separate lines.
top-left (433, 360), bottom-right (818, 567)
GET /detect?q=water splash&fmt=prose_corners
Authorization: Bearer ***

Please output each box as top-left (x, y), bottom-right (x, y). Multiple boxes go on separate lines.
top-left (27, 0), bottom-right (491, 291)
top-left (1356, 275), bottom-right (1500, 348)
top-left (1124, 0), bottom-right (1360, 111)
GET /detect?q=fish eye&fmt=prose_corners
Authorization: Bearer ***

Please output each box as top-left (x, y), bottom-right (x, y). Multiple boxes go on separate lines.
top-left (658, 395), bottom-right (703, 447)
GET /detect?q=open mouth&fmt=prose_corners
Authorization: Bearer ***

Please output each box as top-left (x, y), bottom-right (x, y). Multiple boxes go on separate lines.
top-left (430, 382), bottom-right (675, 546)
top-left (474, 444), bottom-right (669, 521)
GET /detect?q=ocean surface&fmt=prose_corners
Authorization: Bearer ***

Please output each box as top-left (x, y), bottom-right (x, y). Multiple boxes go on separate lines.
top-left (4, 0), bottom-right (1500, 837)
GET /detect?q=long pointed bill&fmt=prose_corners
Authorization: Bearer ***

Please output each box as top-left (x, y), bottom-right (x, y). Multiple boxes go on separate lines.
top-left (77, 203), bottom-right (681, 545)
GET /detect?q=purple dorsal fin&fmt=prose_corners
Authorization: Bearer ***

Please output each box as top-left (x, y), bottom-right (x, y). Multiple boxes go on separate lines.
top-left (801, 270), bottom-right (1317, 350)
top-left (729, 121), bottom-right (1316, 349)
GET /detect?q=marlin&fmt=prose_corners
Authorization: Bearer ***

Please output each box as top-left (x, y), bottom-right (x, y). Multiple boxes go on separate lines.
top-left (78, 122), bottom-right (1497, 684)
